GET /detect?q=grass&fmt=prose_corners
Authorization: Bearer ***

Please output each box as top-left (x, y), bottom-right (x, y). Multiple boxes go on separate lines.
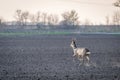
top-left (0, 30), bottom-right (120, 36)
top-left (0, 31), bottom-right (71, 36)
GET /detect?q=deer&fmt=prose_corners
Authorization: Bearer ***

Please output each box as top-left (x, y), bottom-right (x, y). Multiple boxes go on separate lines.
top-left (70, 39), bottom-right (91, 66)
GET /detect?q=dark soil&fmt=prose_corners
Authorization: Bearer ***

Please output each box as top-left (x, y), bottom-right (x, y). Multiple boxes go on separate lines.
top-left (0, 34), bottom-right (120, 80)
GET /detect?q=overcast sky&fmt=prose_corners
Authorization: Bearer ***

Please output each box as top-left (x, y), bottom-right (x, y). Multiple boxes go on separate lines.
top-left (0, 0), bottom-right (118, 24)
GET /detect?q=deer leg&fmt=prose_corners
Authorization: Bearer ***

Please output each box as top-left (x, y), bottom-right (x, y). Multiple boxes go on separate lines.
top-left (78, 61), bottom-right (82, 66)
top-left (78, 57), bottom-right (84, 66)
top-left (82, 57), bottom-right (85, 65)
top-left (85, 56), bottom-right (90, 66)
top-left (86, 56), bottom-right (90, 63)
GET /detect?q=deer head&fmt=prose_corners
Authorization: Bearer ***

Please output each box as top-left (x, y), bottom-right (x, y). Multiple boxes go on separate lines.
top-left (70, 39), bottom-right (77, 49)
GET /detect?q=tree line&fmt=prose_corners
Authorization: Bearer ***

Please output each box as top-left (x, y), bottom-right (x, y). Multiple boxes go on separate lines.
top-left (0, 0), bottom-right (120, 26)
top-left (13, 10), bottom-right (59, 26)
top-left (0, 10), bottom-right (80, 26)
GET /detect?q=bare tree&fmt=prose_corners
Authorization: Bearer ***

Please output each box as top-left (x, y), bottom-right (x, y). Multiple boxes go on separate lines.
top-left (112, 11), bottom-right (120, 25)
top-left (41, 13), bottom-right (48, 25)
top-left (61, 10), bottom-right (79, 26)
top-left (29, 11), bottom-right (41, 25)
top-left (114, 0), bottom-right (120, 7)
top-left (0, 17), bottom-right (5, 25)
top-left (113, 0), bottom-right (120, 25)
top-left (29, 14), bottom-right (36, 24)
top-left (14, 9), bottom-right (29, 25)
top-left (36, 11), bottom-right (41, 22)
top-left (21, 11), bottom-right (29, 25)
top-left (47, 14), bottom-right (53, 25)
top-left (47, 14), bottom-right (59, 25)
top-left (14, 9), bottom-right (22, 25)
top-left (105, 15), bottom-right (110, 25)
top-left (0, 19), bottom-right (2, 25)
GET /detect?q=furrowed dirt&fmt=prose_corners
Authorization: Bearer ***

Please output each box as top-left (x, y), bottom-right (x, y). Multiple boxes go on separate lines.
top-left (0, 34), bottom-right (120, 80)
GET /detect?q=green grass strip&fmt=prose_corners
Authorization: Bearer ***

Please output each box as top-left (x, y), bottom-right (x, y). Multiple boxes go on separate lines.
top-left (0, 31), bottom-right (71, 36)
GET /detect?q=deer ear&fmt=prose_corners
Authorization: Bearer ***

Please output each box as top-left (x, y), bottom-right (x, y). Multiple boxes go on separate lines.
top-left (72, 39), bottom-right (75, 42)
top-left (72, 38), bottom-right (76, 42)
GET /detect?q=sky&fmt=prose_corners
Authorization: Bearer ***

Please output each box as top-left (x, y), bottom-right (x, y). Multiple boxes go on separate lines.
top-left (0, 0), bottom-right (118, 24)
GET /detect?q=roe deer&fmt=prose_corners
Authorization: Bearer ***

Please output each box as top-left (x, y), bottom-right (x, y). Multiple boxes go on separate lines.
top-left (70, 39), bottom-right (91, 65)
